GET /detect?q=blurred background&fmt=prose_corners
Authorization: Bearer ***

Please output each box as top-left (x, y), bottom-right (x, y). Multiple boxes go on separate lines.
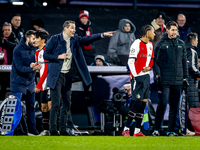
top-left (1, 0), bottom-right (200, 55)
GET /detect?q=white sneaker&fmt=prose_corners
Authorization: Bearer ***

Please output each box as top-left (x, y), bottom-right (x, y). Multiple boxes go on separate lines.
top-left (39, 130), bottom-right (50, 136)
top-left (152, 131), bottom-right (160, 136)
top-left (186, 129), bottom-right (195, 136)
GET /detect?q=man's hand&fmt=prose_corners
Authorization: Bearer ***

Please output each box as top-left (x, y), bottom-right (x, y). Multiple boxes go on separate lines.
top-left (142, 66), bottom-right (151, 73)
top-left (102, 31), bottom-right (116, 37)
top-left (32, 64), bottom-right (42, 71)
top-left (35, 88), bottom-right (41, 93)
top-left (58, 53), bottom-right (70, 59)
top-left (30, 63), bottom-right (37, 68)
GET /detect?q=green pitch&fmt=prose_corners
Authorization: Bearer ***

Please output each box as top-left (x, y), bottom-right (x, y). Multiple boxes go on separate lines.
top-left (1, 136), bottom-right (200, 150)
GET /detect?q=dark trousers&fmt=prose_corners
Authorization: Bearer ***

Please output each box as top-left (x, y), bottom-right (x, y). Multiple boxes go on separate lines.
top-left (13, 91), bottom-right (37, 132)
top-left (154, 85), bottom-right (181, 132)
top-left (50, 73), bottom-right (72, 132)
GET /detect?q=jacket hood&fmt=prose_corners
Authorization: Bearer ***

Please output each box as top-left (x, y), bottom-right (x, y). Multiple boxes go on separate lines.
top-left (118, 19), bottom-right (136, 33)
top-left (185, 41), bottom-right (198, 50)
top-left (151, 19), bottom-right (166, 30)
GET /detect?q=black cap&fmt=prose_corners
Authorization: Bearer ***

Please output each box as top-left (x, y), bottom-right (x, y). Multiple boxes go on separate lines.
top-left (155, 12), bottom-right (166, 20)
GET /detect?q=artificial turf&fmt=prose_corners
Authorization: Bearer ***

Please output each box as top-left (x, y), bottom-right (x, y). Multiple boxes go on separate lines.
top-left (1, 136), bottom-right (200, 150)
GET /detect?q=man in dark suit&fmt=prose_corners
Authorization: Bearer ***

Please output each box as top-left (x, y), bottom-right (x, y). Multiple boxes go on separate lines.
top-left (43, 20), bottom-right (114, 135)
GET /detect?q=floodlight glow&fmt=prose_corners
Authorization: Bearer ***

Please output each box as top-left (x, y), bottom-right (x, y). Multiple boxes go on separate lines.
top-left (43, 2), bottom-right (47, 6)
top-left (12, 2), bottom-right (24, 5)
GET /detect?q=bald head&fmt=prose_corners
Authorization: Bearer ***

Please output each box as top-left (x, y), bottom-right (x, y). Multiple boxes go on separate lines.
top-left (177, 14), bottom-right (186, 27)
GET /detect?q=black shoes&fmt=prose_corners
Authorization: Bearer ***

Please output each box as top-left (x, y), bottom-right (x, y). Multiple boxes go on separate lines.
top-left (50, 131), bottom-right (60, 136)
top-left (60, 131), bottom-right (70, 136)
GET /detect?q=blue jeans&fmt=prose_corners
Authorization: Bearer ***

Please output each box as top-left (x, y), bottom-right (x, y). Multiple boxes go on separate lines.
top-left (13, 91), bottom-right (37, 132)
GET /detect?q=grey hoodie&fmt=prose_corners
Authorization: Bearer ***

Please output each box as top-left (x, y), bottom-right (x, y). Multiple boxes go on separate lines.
top-left (107, 19), bottom-right (136, 66)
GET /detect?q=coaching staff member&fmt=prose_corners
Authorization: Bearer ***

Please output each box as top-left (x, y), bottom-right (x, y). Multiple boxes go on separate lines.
top-left (153, 21), bottom-right (188, 136)
top-left (10, 30), bottom-right (41, 135)
top-left (43, 20), bottom-right (115, 136)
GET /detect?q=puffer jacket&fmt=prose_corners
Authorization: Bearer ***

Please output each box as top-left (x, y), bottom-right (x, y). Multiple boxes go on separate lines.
top-left (186, 41), bottom-right (200, 108)
top-left (107, 19), bottom-right (136, 66)
top-left (153, 33), bottom-right (188, 85)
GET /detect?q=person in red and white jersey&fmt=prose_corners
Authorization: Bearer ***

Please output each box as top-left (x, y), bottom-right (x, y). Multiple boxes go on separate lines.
top-left (122, 25), bottom-right (155, 137)
top-left (34, 30), bottom-right (50, 136)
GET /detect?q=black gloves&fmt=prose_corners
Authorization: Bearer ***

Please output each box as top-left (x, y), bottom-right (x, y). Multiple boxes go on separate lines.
top-left (154, 74), bottom-right (163, 90)
top-left (183, 78), bottom-right (189, 91)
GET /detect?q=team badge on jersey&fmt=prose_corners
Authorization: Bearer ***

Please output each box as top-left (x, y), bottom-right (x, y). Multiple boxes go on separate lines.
top-left (149, 46), bottom-right (152, 50)
top-left (39, 54), bottom-right (42, 58)
top-left (136, 93), bottom-right (140, 99)
top-left (131, 48), bottom-right (135, 53)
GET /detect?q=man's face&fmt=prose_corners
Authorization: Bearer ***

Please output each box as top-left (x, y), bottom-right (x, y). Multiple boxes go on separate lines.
top-left (177, 15), bottom-right (186, 27)
top-left (35, 36), bottom-right (45, 48)
top-left (198, 58), bottom-right (200, 68)
top-left (167, 25), bottom-right (178, 39)
top-left (80, 17), bottom-right (88, 25)
top-left (95, 59), bottom-right (104, 66)
top-left (155, 17), bottom-right (165, 27)
top-left (192, 37), bottom-right (198, 47)
top-left (11, 16), bottom-right (21, 28)
top-left (2, 26), bottom-right (12, 38)
top-left (124, 23), bottom-right (131, 32)
top-left (147, 28), bottom-right (155, 41)
top-left (124, 85), bottom-right (132, 98)
top-left (27, 35), bottom-right (36, 47)
top-left (64, 23), bottom-right (76, 37)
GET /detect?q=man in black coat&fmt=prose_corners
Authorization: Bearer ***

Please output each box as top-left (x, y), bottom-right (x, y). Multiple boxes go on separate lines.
top-left (1, 22), bottom-right (19, 65)
top-left (153, 21), bottom-right (188, 136)
top-left (43, 20), bottom-right (114, 136)
top-left (0, 22), bottom-right (19, 100)
top-left (11, 14), bottom-right (24, 41)
top-left (185, 33), bottom-right (200, 108)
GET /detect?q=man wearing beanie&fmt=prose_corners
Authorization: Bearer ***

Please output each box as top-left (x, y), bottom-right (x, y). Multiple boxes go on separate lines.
top-left (151, 12), bottom-right (166, 46)
top-left (75, 10), bottom-right (95, 65)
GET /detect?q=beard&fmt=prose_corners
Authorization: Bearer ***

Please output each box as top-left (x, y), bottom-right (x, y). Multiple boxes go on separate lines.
top-left (28, 41), bottom-right (35, 47)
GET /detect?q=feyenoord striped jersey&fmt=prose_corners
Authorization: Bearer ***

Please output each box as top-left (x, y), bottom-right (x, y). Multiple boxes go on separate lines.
top-left (35, 46), bottom-right (49, 91)
top-left (128, 39), bottom-right (154, 78)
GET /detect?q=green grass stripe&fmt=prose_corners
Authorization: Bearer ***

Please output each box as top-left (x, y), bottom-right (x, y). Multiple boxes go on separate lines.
top-left (1, 136), bottom-right (200, 150)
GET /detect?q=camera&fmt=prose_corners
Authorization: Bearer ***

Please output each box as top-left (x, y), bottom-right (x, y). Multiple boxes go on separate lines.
top-left (112, 87), bottom-right (128, 103)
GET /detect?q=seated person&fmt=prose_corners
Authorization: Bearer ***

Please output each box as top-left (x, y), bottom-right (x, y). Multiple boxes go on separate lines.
top-left (90, 55), bottom-right (109, 66)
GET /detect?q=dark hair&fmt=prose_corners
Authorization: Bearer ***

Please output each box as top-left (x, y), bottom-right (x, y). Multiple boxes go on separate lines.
top-left (2, 22), bottom-right (12, 29)
top-left (63, 20), bottom-right (75, 29)
top-left (31, 18), bottom-right (44, 28)
top-left (187, 32), bottom-right (198, 44)
top-left (198, 55), bottom-right (200, 59)
top-left (11, 14), bottom-right (21, 20)
top-left (141, 24), bottom-right (153, 37)
top-left (25, 30), bottom-right (36, 39)
top-left (166, 21), bottom-right (178, 30)
top-left (36, 30), bottom-right (49, 43)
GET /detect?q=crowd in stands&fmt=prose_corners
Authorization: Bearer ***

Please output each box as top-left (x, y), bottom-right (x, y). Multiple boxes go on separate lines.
top-left (0, 10), bottom-right (200, 137)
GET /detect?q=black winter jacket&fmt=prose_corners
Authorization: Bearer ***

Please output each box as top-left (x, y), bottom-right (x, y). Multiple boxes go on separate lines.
top-left (186, 42), bottom-right (200, 108)
top-left (0, 32), bottom-right (19, 64)
top-left (75, 18), bottom-right (95, 65)
top-left (153, 33), bottom-right (188, 85)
